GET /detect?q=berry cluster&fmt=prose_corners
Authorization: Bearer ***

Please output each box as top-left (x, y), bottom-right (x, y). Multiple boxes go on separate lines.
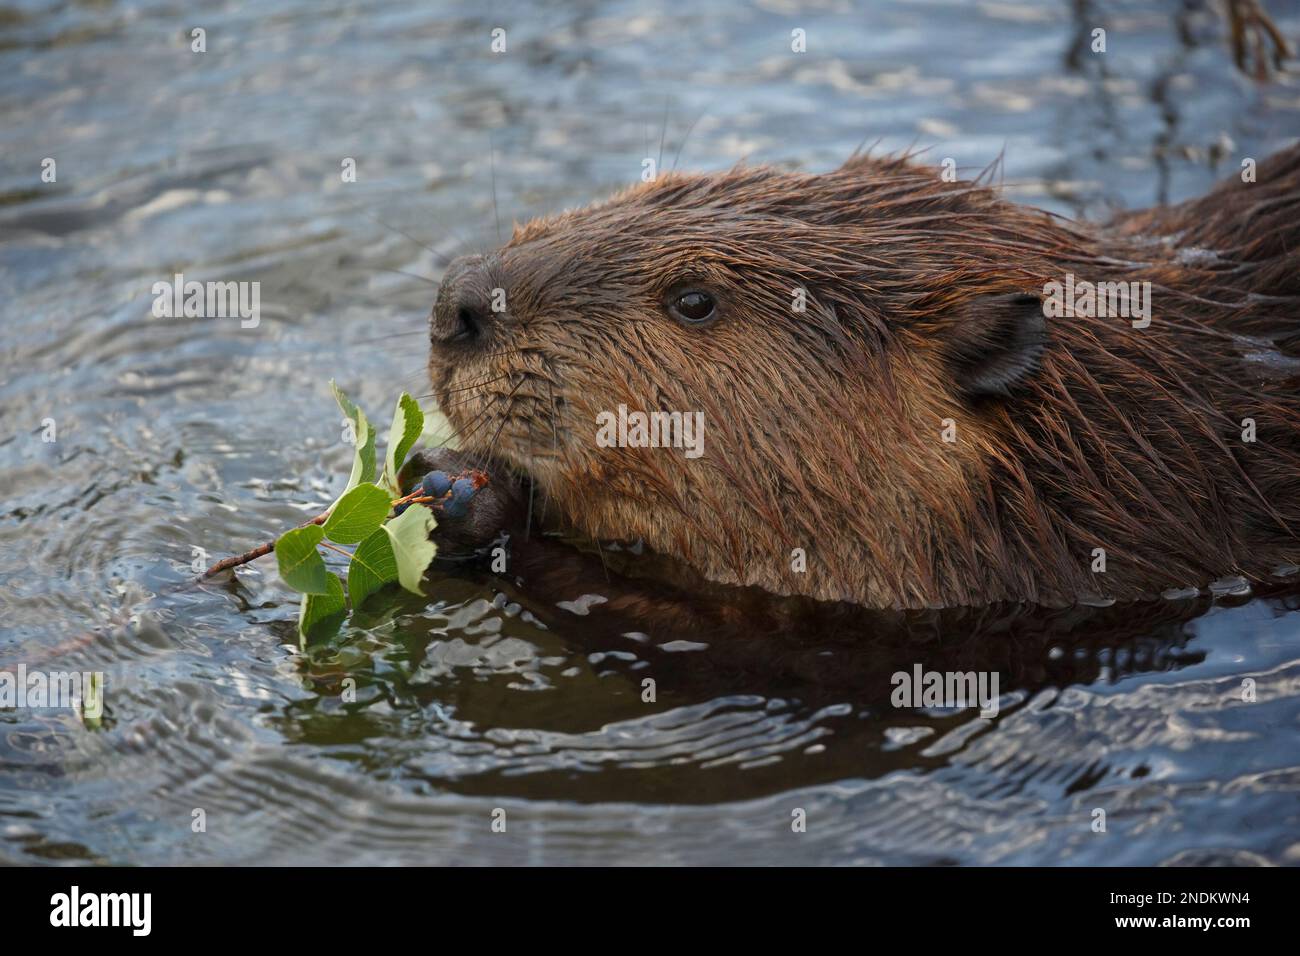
top-left (393, 469), bottom-right (486, 518)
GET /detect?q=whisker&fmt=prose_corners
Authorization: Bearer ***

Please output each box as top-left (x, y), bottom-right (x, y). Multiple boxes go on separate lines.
top-left (363, 212), bottom-right (456, 268)
top-left (450, 372), bottom-right (526, 449)
top-left (438, 393), bottom-right (501, 449)
top-left (453, 404), bottom-right (503, 457)
top-left (524, 413), bottom-right (539, 540)
top-left (657, 95), bottom-right (669, 176)
top-left (489, 133), bottom-right (503, 246)
top-left (465, 375), bottom-right (528, 472)
top-left (471, 394), bottom-right (517, 474)
top-left (591, 536), bottom-right (611, 585)
top-left (376, 266), bottom-right (442, 287)
top-left (442, 373), bottom-right (513, 395)
top-left (439, 389), bottom-right (506, 410)
top-left (672, 109), bottom-right (706, 172)
top-left (353, 328), bottom-right (427, 344)
top-left (536, 378), bottom-right (561, 530)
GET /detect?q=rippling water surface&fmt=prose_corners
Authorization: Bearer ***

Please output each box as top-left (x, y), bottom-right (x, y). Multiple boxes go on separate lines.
top-left (2, 0), bottom-right (1299, 865)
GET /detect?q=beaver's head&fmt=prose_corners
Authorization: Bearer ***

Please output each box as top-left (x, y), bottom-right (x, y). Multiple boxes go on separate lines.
top-left (428, 154), bottom-right (1300, 608)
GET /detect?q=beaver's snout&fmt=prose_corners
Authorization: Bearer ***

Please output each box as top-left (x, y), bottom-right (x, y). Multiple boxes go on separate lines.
top-left (431, 253), bottom-right (494, 349)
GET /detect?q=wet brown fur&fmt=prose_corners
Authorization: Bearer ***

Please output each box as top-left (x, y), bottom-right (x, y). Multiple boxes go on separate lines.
top-left (428, 145), bottom-right (1300, 609)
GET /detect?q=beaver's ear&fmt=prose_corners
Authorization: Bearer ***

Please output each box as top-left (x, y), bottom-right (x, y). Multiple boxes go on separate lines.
top-left (944, 293), bottom-right (1048, 399)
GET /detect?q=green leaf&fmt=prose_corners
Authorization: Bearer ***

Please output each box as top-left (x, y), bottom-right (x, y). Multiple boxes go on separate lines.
top-left (330, 380), bottom-right (376, 502)
top-left (348, 527), bottom-right (399, 608)
top-left (383, 393), bottom-right (425, 492)
top-left (322, 482), bottom-right (391, 544)
top-left (276, 524), bottom-right (330, 594)
top-left (421, 406), bottom-right (457, 449)
top-left (298, 571), bottom-right (346, 643)
top-left (80, 671), bottom-right (104, 730)
top-left (383, 503), bottom-right (438, 595)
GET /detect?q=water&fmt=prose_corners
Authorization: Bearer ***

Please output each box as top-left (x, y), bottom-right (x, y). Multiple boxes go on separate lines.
top-left (2, 0), bottom-right (1299, 865)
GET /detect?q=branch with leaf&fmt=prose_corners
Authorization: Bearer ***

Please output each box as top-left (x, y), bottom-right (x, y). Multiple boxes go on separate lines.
top-left (201, 382), bottom-right (481, 642)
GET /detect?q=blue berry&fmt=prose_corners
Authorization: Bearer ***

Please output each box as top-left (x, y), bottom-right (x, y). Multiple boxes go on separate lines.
top-left (420, 470), bottom-right (452, 498)
top-left (442, 477), bottom-right (478, 518)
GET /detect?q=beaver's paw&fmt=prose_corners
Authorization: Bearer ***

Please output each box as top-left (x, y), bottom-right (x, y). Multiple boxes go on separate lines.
top-left (397, 447), bottom-right (525, 556)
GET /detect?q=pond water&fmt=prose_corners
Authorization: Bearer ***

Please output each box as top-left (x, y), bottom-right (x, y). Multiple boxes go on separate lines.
top-left (2, 0), bottom-right (1299, 865)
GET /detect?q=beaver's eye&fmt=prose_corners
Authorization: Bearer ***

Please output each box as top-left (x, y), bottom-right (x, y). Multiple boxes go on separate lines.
top-left (668, 290), bottom-right (716, 325)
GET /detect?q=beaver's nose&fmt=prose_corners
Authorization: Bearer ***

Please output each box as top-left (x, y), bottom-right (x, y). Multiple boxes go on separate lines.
top-left (431, 255), bottom-right (494, 348)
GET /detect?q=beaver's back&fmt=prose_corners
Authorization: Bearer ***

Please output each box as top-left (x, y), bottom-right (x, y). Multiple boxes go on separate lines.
top-left (1109, 142), bottom-right (1300, 337)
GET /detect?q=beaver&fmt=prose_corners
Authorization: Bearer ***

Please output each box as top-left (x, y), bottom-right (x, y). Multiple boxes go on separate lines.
top-left (420, 144), bottom-right (1300, 611)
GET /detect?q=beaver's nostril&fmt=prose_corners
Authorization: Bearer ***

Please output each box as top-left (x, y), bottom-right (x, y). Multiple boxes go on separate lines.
top-left (455, 304), bottom-right (485, 341)
top-left (431, 267), bottom-right (494, 348)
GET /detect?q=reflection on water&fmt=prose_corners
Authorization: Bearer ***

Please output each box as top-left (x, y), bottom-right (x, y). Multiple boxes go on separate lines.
top-left (1, 0), bottom-right (1299, 865)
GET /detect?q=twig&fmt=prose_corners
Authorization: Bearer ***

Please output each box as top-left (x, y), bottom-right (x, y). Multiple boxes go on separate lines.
top-left (198, 470), bottom-right (489, 581)
top-left (200, 513), bottom-right (329, 579)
